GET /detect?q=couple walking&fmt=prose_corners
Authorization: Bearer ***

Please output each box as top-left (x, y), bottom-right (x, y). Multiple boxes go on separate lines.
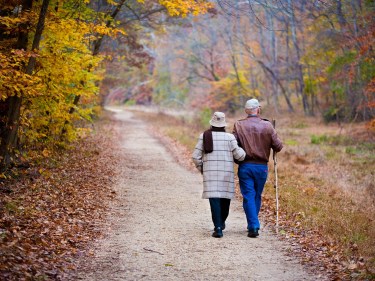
top-left (192, 99), bottom-right (283, 238)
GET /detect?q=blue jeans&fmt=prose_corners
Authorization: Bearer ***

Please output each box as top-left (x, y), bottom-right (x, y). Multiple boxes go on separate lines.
top-left (238, 163), bottom-right (268, 230)
top-left (209, 198), bottom-right (231, 229)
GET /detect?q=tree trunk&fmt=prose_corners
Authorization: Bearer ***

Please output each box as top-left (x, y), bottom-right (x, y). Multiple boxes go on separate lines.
top-left (239, 39), bottom-right (295, 112)
top-left (0, 0), bottom-right (50, 171)
top-left (0, 0), bottom-right (33, 171)
top-left (336, 0), bottom-right (347, 28)
top-left (288, 0), bottom-right (310, 115)
top-left (267, 11), bottom-right (279, 113)
top-left (257, 60), bottom-right (295, 112)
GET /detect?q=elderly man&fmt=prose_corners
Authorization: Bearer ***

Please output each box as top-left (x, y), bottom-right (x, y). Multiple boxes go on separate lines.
top-left (233, 99), bottom-right (283, 238)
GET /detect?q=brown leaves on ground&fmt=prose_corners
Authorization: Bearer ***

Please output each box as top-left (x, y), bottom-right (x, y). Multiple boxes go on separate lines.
top-left (0, 116), bottom-right (121, 280)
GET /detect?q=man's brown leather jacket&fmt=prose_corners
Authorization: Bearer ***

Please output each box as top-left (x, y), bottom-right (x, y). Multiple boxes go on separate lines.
top-left (233, 115), bottom-right (283, 164)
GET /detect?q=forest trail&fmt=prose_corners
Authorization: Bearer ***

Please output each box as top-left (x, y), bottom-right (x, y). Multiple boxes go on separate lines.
top-left (74, 109), bottom-right (326, 281)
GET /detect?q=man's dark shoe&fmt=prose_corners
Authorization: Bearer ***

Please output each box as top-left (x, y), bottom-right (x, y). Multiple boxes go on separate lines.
top-left (212, 227), bottom-right (223, 238)
top-left (247, 228), bottom-right (259, 238)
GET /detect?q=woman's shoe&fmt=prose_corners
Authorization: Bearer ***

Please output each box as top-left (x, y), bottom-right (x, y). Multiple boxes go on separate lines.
top-left (214, 223), bottom-right (225, 231)
top-left (212, 227), bottom-right (223, 238)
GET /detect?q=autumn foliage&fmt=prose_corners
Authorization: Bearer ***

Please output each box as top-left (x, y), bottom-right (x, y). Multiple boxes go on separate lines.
top-left (1, 0), bottom-right (373, 279)
top-left (0, 0), bottom-right (211, 171)
top-left (109, 1), bottom-right (374, 127)
top-left (0, 0), bottom-right (211, 278)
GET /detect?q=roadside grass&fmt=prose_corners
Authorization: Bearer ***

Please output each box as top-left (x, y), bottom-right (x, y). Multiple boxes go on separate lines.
top-left (163, 126), bottom-right (198, 151)
top-left (134, 110), bottom-right (201, 152)
top-left (269, 117), bottom-right (375, 278)
top-left (265, 165), bottom-right (374, 261)
top-left (133, 108), bottom-right (375, 279)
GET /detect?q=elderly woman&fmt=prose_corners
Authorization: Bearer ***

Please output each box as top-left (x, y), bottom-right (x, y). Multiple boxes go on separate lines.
top-left (192, 112), bottom-right (246, 238)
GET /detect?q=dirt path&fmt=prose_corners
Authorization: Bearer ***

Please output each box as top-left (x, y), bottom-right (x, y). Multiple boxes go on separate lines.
top-left (75, 109), bottom-right (326, 280)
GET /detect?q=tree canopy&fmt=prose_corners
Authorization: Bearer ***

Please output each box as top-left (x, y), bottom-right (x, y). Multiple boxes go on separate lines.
top-left (0, 0), bottom-right (211, 172)
top-left (104, 0), bottom-right (374, 123)
top-left (1, 0), bottom-right (374, 172)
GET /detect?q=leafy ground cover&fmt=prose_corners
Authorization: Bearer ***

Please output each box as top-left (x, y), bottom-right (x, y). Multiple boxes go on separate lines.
top-left (0, 115), bottom-right (120, 280)
top-left (133, 108), bottom-right (375, 281)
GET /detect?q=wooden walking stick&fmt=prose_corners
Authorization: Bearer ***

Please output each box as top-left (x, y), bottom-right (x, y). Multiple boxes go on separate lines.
top-left (272, 119), bottom-right (279, 234)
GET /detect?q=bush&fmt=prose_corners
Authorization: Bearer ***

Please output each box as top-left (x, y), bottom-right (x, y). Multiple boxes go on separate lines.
top-left (293, 122), bottom-right (308, 129)
top-left (323, 106), bottom-right (346, 123)
top-left (124, 99), bottom-right (136, 106)
top-left (311, 134), bottom-right (328, 144)
top-left (198, 107), bottom-right (212, 129)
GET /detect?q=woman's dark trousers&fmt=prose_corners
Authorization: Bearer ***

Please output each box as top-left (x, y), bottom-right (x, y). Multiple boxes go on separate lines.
top-left (209, 198), bottom-right (231, 230)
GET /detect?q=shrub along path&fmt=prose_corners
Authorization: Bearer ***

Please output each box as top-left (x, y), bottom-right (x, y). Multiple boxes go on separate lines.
top-left (71, 108), bottom-right (326, 280)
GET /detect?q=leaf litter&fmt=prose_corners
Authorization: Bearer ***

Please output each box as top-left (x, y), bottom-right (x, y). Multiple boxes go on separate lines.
top-left (0, 116), bottom-right (121, 280)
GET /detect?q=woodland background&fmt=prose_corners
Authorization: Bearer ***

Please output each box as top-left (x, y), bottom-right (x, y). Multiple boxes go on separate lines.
top-left (0, 0), bottom-right (374, 171)
top-left (0, 0), bottom-right (374, 280)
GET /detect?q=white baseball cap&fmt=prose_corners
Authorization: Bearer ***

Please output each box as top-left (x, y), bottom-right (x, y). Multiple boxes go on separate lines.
top-left (245, 98), bottom-right (261, 110)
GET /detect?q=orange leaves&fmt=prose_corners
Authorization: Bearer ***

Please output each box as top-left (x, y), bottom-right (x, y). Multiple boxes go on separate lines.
top-left (0, 51), bottom-right (42, 100)
top-left (0, 8), bottom-right (38, 39)
top-left (367, 119), bottom-right (375, 132)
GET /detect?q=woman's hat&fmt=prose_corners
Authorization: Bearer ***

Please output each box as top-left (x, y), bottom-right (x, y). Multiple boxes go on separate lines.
top-left (209, 112), bottom-right (227, 127)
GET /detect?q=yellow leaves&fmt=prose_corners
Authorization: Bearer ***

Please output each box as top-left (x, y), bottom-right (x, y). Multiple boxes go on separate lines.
top-left (114, 28), bottom-right (126, 37)
top-left (212, 70), bottom-right (251, 95)
top-left (92, 23), bottom-right (113, 36)
top-left (0, 16), bottom-right (25, 28)
top-left (117, 55), bottom-right (127, 61)
top-left (41, 149), bottom-right (50, 157)
top-left (0, 9), bottom-right (37, 35)
top-left (158, 0), bottom-right (212, 17)
top-left (107, 0), bottom-right (120, 4)
top-left (76, 127), bottom-right (93, 139)
top-left (17, 15), bottom-right (104, 148)
top-left (89, 23), bottom-right (126, 38)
